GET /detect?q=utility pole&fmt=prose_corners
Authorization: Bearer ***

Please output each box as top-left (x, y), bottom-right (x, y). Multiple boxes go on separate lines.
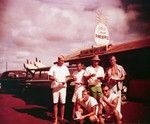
top-left (0, 57), bottom-right (4, 72)
top-left (6, 61), bottom-right (7, 71)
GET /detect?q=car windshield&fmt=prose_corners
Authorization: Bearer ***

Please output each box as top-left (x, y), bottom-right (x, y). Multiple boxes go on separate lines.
top-left (1, 71), bottom-right (26, 79)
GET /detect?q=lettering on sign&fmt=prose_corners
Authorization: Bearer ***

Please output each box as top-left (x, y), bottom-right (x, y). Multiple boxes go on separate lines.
top-left (80, 46), bottom-right (106, 57)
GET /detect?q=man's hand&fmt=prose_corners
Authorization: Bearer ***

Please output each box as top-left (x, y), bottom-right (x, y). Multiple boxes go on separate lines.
top-left (102, 96), bottom-right (109, 103)
top-left (91, 74), bottom-right (96, 77)
top-left (109, 78), bottom-right (119, 84)
top-left (72, 76), bottom-right (77, 81)
top-left (98, 77), bottom-right (103, 81)
top-left (79, 115), bottom-right (85, 120)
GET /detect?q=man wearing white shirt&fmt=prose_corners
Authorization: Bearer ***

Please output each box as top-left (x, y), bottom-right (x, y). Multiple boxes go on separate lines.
top-left (84, 55), bottom-right (105, 100)
top-left (75, 89), bottom-right (98, 124)
top-left (98, 84), bottom-right (122, 124)
top-left (48, 55), bottom-right (70, 124)
top-left (71, 62), bottom-right (85, 119)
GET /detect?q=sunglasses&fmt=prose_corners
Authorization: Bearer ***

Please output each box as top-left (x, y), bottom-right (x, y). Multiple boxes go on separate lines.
top-left (102, 89), bottom-right (109, 92)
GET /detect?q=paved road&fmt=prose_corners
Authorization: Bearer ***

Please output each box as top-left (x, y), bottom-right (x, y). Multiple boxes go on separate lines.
top-left (0, 90), bottom-right (149, 124)
top-left (0, 93), bottom-right (53, 124)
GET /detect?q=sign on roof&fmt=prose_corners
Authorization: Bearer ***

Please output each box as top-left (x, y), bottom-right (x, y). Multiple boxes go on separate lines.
top-left (95, 23), bottom-right (109, 46)
top-left (80, 46), bottom-right (107, 57)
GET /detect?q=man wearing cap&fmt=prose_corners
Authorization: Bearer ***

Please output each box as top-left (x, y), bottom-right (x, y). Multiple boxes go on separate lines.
top-left (84, 55), bottom-right (105, 101)
top-left (48, 55), bottom-right (70, 124)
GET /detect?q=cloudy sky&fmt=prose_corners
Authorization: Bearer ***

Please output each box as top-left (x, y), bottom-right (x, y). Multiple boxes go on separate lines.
top-left (0, 0), bottom-right (150, 72)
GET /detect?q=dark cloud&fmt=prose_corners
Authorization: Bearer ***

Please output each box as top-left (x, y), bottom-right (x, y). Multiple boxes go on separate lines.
top-left (121, 0), bottom-right (150, 37)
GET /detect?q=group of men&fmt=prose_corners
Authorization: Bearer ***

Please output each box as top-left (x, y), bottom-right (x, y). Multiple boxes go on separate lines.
top-left (48, 55), bottom-right (126, 124)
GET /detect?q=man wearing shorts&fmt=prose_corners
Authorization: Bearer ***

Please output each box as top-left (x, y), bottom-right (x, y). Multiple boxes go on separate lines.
top-left (84, 55), bottom-right (105, 100)
top-left (71, 62), bottom-right (85, 119)
top-left (98, 84), bottom-right (122, 124)
top-left (48, 55), bottom-right (70, 124)
top-left (75, 89), bottom-right (98, 124)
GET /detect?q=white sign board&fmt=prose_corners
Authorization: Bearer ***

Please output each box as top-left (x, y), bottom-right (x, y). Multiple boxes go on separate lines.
top-left (95, 23), bottom-right (109, 46)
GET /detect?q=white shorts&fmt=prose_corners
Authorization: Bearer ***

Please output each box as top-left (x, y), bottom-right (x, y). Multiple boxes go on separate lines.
top-left (52, 87), bottom-right (67, 104)
top-left (72, 86), bottom-right (85, 103)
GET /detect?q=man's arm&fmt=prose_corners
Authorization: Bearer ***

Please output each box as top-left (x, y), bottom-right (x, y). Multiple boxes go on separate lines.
top-left (102, 96), bottom-right (119, 110)
top-left (120, 74), bottom-right (126, 81)
top-left (98, 103), bottom-right (103, 115)
top-left (84, 74), bottom-right (96, 80)
top-left (81, 105), bottom-right (97, 119)
top-left (49, 75), bottom-right (55, 81)
top-left (98, 103), bottom-right (105, 124)
top-left (118, 65), bottom-right (126, 81)
top-left (76, 100), bottom-right (82, 111)
top-left (97, 77), bottom-right (104, 82)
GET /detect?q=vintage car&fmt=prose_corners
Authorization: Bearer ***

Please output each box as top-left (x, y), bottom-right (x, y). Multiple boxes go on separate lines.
top-left (24, 65), bottom-right (76, 93)
top-left (0, 70), bottom-right (27, 93)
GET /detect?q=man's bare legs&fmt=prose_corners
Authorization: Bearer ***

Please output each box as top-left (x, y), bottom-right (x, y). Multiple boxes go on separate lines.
top-left (113, 110), bottom-right (122, 124)
top-left (98, 114), bottom-right (105, 124)
top-left (98, 105), bottom-right (104, 124)
top-left (53, 103), bottom-right (65, 124)
top-left (60, 103), bottom-right (65, 120)
top-left (53, 103), bottom-right (58, 124)
top-left (72, 102), bottom-right (76, 119)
